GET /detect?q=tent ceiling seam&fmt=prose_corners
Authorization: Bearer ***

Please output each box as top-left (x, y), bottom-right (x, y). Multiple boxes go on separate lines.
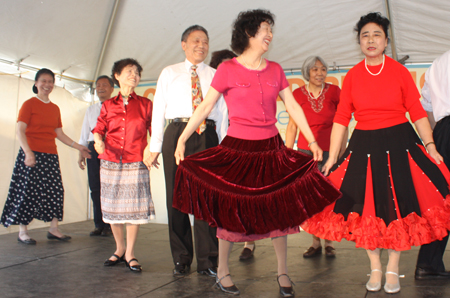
top-left (91, 0), bottom-right (120, 92)
top-left (384, 0), bottom-right (398, 61)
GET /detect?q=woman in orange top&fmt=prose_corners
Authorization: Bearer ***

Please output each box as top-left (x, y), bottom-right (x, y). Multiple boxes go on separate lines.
top-left (1, 68), bottom-right (91, 244)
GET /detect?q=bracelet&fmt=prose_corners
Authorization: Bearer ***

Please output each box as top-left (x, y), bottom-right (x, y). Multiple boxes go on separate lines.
top-left (308, 141), bottom-right (317, 148)
top-left (425, 141), bottom-right (435, 149)
top-left (70, 141), bottom-right (75, 148)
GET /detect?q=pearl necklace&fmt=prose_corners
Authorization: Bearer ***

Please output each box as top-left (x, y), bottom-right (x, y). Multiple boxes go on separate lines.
top-left (36, 95), bottom-right (50, 104)
top-left (306, 83), bottom-right (324, 100)
top-left (365, 54), bottom-right (385, 76)
top-left (242, 56), bottom-right (262, 70)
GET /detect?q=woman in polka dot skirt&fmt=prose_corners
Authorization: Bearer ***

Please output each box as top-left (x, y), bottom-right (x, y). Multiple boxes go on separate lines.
top-left (1, 68), bottom-right (91, 244)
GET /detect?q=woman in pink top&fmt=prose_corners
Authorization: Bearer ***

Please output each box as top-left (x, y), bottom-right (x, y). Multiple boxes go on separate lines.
top-left (172, 10), bottom-right (341, 297)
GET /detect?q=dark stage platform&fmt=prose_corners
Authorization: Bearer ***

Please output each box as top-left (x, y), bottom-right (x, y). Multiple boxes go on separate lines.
top-left (1, 221), bottom-right (449, 297)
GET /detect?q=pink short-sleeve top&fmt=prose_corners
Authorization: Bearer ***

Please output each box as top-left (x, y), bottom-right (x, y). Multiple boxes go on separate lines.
top-left (211, 58), bottom-right (289, 140)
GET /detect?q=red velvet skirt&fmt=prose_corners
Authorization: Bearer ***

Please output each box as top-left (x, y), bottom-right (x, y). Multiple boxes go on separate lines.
top-left (173, 134), bottom-right (341, 240)
top-left (302, 122), bottom-right (450, 251)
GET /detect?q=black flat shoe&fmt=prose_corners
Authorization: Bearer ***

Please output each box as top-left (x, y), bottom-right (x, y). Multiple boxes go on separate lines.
top-left (303, 246), bottom-right (322, 258)
top-left (277, 274), bottom-right (295, 297)
top-left (415, 267), bottom-right (450, 280)
top-left (18, 237), bottom-right (37, 245)
top-left (239, 245), bottom-right (255, 260)
top-left (47, 232), bottom-right (71, 241)
top-left (216, 274), bottom-right (240, 295)
top-left (173, 263), bottom-right (190, 276)
top-left (325, 246), bottom-right (336, 258)
top-left (90, 227), bottom-right (103, 236)
top-left (104, 254), bottom-right (124, 266)
top-left (198, 267), bottom-right (217, 277)
top-left (101, 226), bottom-right (112, 237)
top-left (125, 258), bottom-right (142, 272)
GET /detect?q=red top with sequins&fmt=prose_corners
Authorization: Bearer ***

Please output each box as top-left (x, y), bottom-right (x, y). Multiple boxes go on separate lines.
top-left (293, 84), bottom-right (340, 151)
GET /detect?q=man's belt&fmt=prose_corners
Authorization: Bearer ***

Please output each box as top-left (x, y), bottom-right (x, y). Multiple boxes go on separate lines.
top-left (169, 118), bottom-right (215, 126)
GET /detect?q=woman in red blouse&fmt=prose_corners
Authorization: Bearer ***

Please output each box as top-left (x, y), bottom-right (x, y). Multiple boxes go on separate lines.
top-left (286, 56), bottom-right (347, 258)
top-left (93, 58), bottom-right (154, 272)
top-left (302, 13), bottom-right (450, 294)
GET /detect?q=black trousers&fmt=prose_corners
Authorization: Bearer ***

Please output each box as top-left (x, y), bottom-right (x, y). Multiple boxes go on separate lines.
top-left (162, 122), bottom-right (218, 271)
top-left (87, 142), bottom-right (108, 229)
top-left (416, 116), bottom-right (450, 271)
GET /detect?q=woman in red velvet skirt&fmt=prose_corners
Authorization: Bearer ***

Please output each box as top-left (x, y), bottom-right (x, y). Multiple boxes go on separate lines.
top-left (172, 9), bottom-right (341, 297)
top-left (301, 13), bottom-right (450, 294)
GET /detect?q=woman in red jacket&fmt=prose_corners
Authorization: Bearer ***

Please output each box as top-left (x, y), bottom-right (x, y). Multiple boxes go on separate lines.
top-left (93, 58), bottom-right (155, 272)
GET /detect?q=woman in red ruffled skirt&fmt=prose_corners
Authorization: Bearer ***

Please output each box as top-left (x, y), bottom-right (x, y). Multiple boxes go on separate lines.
top-left (302, 13), bottom-right (450, 294)
top-left (172, 9), bottom-right (341, 297)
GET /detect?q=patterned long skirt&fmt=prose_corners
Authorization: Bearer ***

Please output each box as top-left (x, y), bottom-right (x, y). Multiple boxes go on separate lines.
top-left (100, 160), bottom-right (155, 224)
top-left (1, 149), bottom-right (64, 227)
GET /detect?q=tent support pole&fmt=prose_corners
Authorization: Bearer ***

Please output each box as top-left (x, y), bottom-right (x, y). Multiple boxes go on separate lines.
top-left (91, 0), bottom-right (120, 94)
top-left (384, 0), bottom-right (398, 61)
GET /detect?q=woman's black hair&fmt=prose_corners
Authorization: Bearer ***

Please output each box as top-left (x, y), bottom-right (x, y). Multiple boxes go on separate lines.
top-left (209, 49), bottom-right (237, 69)
top-left (354, 12), bottom-right (390, 44)
top-left (111, 58), bottom-right (143, 87)
top-left (33, 68), bottom-right (55, 94)
top-left (231, 9), bottom-right (275, 54)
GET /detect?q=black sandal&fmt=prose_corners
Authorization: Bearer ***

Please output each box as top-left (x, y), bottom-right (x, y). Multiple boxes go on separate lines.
top-left (103, 254), bottom-right (124, 266)
top-left (125, 258), bottom-right (142, 272)
top-left (277, 274), bottom-right (295, 297)
top-left (215, 274), bottom-right (240, 295)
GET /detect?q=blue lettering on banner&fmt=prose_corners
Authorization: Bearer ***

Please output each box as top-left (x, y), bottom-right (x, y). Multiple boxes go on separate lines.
top-left (277, 110), bottom-right (289, 125)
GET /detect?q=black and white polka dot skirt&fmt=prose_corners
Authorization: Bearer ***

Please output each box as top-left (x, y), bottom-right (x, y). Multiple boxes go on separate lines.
top-left (1, 148), bottom-right (64, 227)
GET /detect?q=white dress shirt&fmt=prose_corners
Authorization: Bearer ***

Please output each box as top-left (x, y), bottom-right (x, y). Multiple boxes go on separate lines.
top-left (149, 59), bottom-right (228, 153)
top-left (79, 102), bottom-right (102, 147)
top-left (421, 49), bottom-right (450, 122)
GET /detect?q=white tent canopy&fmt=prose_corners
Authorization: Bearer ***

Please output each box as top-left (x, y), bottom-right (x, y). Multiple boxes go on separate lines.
top-left (1, 0), bottom-right (450, 98)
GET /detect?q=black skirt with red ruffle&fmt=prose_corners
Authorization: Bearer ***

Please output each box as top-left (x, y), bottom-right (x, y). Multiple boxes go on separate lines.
top-left (173, 134), bottom-right (341, 236)
top-left (302, 122), bottom-right (450, 251)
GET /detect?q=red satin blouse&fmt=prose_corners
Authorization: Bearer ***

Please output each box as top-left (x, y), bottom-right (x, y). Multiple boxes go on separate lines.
top-left (92, 92), bottom-right (152, 163)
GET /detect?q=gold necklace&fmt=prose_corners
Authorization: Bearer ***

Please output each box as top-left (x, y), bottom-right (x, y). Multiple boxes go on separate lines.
top-left (242, 56), bottom-right (262, 70)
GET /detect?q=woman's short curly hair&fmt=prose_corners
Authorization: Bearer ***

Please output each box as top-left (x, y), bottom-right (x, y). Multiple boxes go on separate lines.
top-left (231, 9), bottom-right (275, 55)
top-left (111, 58), bottom-right (143, 87)
top-left (354, 12), bottom-right (390, 44)
top-left (209, 49), bottom-right (237, 69)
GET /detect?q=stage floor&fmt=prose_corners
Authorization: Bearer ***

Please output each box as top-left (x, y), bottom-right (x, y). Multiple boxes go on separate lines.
top-left (1, 221), bottom-right (449, 297)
